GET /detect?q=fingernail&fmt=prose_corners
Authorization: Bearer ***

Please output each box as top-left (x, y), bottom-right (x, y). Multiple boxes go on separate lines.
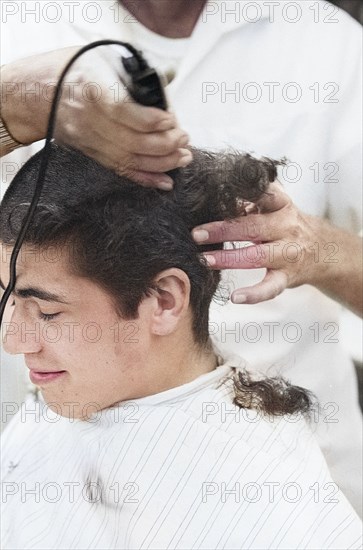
top-left (203, 254), bottom-right (216, 266)
top-left (157, 118), bottom-right (174, 131)
top-left (177, 151), bottom-right (193, 167)
top-left (158, 180), bottom-right (173, 191)
top-left (232, 294), bottom-right (247, 304)
top-left (193, 229), bottom-right (209, 242)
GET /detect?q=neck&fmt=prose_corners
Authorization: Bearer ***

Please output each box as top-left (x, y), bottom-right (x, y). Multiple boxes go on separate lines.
top-left (128, 337), bottom-right (218, 402)
top-left (120, 0), bottom-right (207, 38)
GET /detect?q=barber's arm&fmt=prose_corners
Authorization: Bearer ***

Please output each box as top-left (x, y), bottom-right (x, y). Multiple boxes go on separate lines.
top-left (192, 181), bottom-right (363, 317)
top-left (0, 48), bottom-right (191, 188)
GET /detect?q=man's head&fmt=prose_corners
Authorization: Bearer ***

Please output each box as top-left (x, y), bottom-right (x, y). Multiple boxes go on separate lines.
top-left (0, 144), bottom-right (278, 417)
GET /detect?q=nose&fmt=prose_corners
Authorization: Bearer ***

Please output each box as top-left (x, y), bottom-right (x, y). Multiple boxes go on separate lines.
top-left (1, 302), bottom-right (42, 355)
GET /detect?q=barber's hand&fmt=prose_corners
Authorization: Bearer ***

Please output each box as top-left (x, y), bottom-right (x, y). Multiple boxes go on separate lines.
top-left (192, 181), bottom-right (335, 304)
top-left (54, 49), bottom-right (191, 189)
top-left (1, 47), bottom-right (192, 189)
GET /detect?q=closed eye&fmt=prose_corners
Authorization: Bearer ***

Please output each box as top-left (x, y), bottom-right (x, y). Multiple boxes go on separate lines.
top-left (38, 311), bottom-right (60, 322)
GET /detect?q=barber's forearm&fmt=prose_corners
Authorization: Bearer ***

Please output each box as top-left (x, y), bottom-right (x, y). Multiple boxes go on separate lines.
top-left (308, 216), bottom-right (363, 317)
top-left (0, 47), bottom-right (80, 155)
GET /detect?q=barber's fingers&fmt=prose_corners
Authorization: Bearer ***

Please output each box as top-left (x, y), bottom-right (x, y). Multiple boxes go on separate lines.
top-left (255, 180), bottom-right (291, 213)
top-left (192, 182), bottom-right (292, 245)
top-left (193, 219), bottom-right (260, 245)
top-left (75, 119), bottom-right (192, 168)
top-left (193, 214), bottom-right (286, 245)
top-left (133, 149), bottom-right (193, 173)
top-left (202, 244), bottom-right (280, 270)
top-left (124, 170), bottom-right (175, 189)
top-left (119, 103), bottom-right (178, 133)
top-left (124, 127), bottom-right (190, 156)
top-left (231, 270), bottom-right (288, 305)
top-left (98, 109), bottom-right (189, 155)
top-left (72, 105), bottom-right (185, 156)
top-left (80, 146), bottom-right (192, 187)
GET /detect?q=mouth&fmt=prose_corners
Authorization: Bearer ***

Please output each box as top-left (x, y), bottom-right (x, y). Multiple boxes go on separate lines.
top-left (28, 370), bottom-right (67, 384)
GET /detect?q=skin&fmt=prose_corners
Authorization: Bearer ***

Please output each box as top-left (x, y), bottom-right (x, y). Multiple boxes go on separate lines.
top-left (0, 243), bottom-right (217, 419)
top-left (1, 0), bottom-right (361, 312)
top-left (121, 0), bottom-right (207, 38)
top-left (192, 181), bottom-right (363, 317)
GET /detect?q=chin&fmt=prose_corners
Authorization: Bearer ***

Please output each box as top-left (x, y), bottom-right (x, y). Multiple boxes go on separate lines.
top-left (41, 392), bottom-right (102, 421)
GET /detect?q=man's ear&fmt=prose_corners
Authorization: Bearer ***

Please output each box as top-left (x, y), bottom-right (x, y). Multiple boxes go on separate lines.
top-left (149, 268), bottom-right (191, 336)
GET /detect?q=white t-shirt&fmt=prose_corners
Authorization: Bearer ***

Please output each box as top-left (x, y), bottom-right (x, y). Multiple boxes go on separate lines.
top-left (0, 0), bottom-right (362, 515)
top-left (1, 357), bottom-right (362, 550)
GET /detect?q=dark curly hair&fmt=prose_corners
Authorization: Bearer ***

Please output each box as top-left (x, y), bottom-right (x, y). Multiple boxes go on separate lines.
top-left (232, 370), bottom-right (315, 418)
top-left (0, 144), bottom-right (315, 416)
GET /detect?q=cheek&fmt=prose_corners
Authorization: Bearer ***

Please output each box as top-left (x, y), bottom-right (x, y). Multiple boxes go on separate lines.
top-left (112, 337), bottom-right (146, 369)
top-left (41, 323), bottom-right (96, 362)
top-left (111, 322), bottom-right (150, 370)
top-left (42, 323), bottom-right (65, 344)
top-left (63, 322), bottom-right (146, 371)
top-left (44, 311), bottom-right (150, 373)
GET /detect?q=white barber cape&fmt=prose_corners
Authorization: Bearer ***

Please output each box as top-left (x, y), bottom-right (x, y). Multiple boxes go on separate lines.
top-left (1, 0), bottom-right (362, 515)
top-left (1, 359), bottom-right (362, 550)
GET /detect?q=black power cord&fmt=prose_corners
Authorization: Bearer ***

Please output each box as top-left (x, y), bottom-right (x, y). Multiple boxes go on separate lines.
top-left (0, 40), bottom-right (168, 327)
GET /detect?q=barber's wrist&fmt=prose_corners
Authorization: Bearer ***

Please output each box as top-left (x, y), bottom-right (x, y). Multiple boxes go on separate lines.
top-left (1, 63), bottom-right (49, 147)
top-left (1, 65), bottom-right (25, 154)
top-left (0, 111), bottom-right (23, 156)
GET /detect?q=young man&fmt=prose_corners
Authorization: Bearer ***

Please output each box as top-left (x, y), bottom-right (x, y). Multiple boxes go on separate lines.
top-left (1, 1), bottom-right (362, 516)
top-left (0, 144), bottom-right (361, 549)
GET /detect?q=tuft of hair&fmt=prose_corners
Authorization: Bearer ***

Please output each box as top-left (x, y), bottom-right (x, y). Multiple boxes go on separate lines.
top-left (233, 369), bottom-right (316, 419)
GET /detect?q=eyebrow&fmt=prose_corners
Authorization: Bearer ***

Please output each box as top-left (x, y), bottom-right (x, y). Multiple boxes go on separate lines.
top-left (0, 278), bottom-right (69, 304)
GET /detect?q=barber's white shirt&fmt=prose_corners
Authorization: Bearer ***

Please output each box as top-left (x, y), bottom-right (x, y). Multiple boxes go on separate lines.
top-left (1, 358), bottom-right (362, 549)
top-left (1, 0), bottom-right (362, 515)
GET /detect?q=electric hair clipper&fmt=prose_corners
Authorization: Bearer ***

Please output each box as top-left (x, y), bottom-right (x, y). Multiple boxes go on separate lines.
top-left (120, 50), bottom-right (168, 110)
